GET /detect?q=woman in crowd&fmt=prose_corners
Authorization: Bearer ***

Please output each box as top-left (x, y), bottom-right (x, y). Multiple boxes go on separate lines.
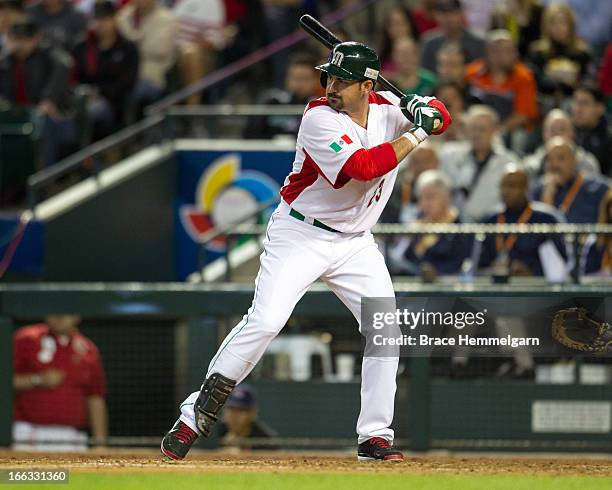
top-left (527, 3), bottom-right (593, 96)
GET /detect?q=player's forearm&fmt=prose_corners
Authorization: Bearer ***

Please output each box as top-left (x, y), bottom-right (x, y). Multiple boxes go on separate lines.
top-left (87, 396), bottom-right (108, 444)
top-left (389, 132), bottom-right (421, 162)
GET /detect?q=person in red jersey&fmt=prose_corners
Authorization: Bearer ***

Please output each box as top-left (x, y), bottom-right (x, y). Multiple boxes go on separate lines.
top-left (12, 314), bottom-right (108, 451)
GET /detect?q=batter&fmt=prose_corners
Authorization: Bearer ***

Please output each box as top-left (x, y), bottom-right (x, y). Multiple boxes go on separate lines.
top-left (161, 41), bottom-right (451, 461)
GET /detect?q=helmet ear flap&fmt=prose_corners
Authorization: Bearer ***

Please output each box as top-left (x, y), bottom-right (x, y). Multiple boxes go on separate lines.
top-left (320, 71), bottom-right (328, 89)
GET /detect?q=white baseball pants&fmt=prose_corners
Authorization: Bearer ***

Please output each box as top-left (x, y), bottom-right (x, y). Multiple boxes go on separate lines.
top-left (179, 201), bottom-right (398, 443)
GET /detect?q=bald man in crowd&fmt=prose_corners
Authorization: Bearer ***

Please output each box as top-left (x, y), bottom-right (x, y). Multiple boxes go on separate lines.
top-left (479, 165), bottom-right (568, 278)
top-left (439, 104), bottom-right (518, 221)
top-left (524, 109), bottom-right (600, 177)
top-left (531, 137), bottom-right (610, 223)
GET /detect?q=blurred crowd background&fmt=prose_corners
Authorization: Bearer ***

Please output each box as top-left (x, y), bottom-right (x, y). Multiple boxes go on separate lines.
top-left (0, 0), bottom-right (610, 279)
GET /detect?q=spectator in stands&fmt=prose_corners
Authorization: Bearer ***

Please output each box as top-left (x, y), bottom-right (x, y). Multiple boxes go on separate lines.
top-left (436, 42), bottom-right (466, 89)
top-left (531, 136), bottom-right (610, 223)
top-left (389, 169), bottom-right (472, 279)
top-left (261, 0), bottom-right (302, 88)
top-left (410, 0), bottom-right (439, 36)
top-left (244, 53), bottom-right (320, 140)
top-left (580, 189), bottom-right (612, 276)
top-left (571, 83), bottom-right (612, 176)
top-left (435, 81), bottom-right (468, 142)
top-left (459, 0), bottom-right (500, 35)
top-left (0, 0), bottom-right (25, 54)
top-left (27, 0), bottom-right (86, 51)
top-left (12, 315), bottom-right (107, 451)
top-left (489, 0), bottom-right (544, 57)
top-left (439, 105), bottom-right (519, 221)
top-left (559, 0), bottom-right (611, 54)
top-left (479, 165), bottom-right (568, 278)
top-left (0, 17), bottom-right (77, 166)
top-left (73, 1), bottom-right (139, 141)
top-left (421, 0), bottom-right (485, 74)
top-left (527, 3), bottom-right (593, 96)
top-left (172, 0), bottom-right (253, 105)
top-left (383, 141), bottom-right (442, 224)
top-left (379, 5), bottom-right (418, 72)
top-left (117, 0), bottom-right (177, 113)
top-left (218, 384), bottom-right (276, 451)
top-left (389, 36), bottom-right (437, 96)
top-left (466, 29), bottom-right (538, 132)
top-left (524, 108), bottom-right (600, 177)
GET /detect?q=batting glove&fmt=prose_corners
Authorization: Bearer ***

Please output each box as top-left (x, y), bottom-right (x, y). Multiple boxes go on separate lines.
top-left (412, 105), bottom-right (442, 136)
top-left (400, 94), bottom-right (433, 120)
top-left (400, 94), bottom-right (452, 135)
top-left (402, 106), bottom-right (442, 146)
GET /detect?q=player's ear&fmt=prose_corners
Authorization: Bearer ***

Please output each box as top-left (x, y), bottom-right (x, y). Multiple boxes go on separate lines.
top-left (362, 80), bottom-right (374, 94)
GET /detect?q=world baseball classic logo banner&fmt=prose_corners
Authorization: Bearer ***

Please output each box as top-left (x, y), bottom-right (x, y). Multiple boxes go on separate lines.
top-left (175, 145), bottom-right (294, 280)
top-left (361, 296), bottom-right (611, 358)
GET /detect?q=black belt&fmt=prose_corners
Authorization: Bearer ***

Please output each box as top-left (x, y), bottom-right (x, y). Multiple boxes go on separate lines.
top-left (289, 208), bottom-right (340, 233)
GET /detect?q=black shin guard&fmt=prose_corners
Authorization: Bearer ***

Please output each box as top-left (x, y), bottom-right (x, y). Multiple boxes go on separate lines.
top-left (194, 373), bottom-right (236, 436)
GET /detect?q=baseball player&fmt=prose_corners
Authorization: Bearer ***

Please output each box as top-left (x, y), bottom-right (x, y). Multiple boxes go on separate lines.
top-left (161, 42), bottom-right (451, 461)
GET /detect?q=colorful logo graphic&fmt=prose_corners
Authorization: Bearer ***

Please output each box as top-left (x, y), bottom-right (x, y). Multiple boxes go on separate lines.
top-left (180, 153), bottom-right (279, 251)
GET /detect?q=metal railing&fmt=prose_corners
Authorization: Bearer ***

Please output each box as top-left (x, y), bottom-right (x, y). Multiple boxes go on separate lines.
top-left (166, 104), bottom-right (306, 117)
top-left (198, 220), bottom-right (612, 284)
top-left (26, 113), bottom-right (166, 209)
top-left (25, 105), bottom-right (301, 209)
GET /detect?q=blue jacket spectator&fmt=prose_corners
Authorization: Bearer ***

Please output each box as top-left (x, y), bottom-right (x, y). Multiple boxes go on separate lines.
top-left (480, 166), bottom-right (568, 277)
top-left (531, 137), bottom-right (610, 223)
top-left (389, 169), bottom-right (473, 277)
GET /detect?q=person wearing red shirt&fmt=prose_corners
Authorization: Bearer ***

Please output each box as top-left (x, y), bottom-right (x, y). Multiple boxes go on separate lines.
top-left (12, 315), bottom-right (108, 451)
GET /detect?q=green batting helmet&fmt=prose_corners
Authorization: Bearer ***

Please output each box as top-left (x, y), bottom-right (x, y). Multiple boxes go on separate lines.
top-left (316, 42), bottom-right (380, 88)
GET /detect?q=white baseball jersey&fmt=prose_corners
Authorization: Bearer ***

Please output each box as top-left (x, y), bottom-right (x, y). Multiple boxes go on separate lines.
top-left (280, 91), bottom-right (411, 233)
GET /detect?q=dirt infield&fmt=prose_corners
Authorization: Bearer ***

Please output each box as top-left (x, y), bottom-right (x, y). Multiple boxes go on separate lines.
top-left (1, 449), bottom-right (611, 477)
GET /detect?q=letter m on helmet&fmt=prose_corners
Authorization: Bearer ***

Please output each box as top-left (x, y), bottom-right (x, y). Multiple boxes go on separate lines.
top-left (316, 42), bottom-right (381, 86)
top-left (331, 50), bottom-right (344, 67)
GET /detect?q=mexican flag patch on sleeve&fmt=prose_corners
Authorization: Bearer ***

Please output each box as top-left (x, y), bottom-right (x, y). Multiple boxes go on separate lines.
top-left (329, 134), bottom-right (353, 152)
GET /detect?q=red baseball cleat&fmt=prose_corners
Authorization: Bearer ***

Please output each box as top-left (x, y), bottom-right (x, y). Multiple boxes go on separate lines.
top-left (160, 420), bottom-right (198, 461)
top-left (357, 437), bottom-right (404, 461)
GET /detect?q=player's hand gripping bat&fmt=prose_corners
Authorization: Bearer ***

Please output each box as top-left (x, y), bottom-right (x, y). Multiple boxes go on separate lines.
top-left (299, 14), bottom-right (442, 132)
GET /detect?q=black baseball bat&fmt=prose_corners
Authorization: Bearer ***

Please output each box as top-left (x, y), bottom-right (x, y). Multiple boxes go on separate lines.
top-left (299, 14), bottom-right (441, 129)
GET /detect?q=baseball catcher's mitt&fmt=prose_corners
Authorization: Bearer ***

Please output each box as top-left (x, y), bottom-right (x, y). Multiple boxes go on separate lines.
top-left (551, 307), bottom-right (612, 353)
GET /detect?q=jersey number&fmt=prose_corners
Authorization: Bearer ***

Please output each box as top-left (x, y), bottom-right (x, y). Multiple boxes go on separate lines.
top-left (367, 179), bottom-right (385, 208)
